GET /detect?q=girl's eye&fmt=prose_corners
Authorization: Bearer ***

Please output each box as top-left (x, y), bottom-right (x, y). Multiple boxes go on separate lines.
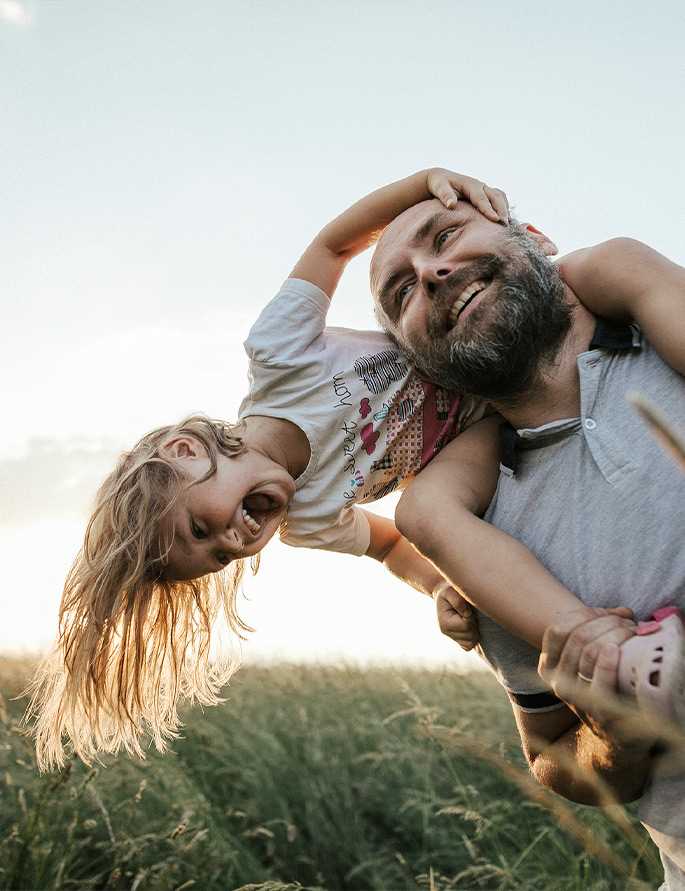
top-left (436, 228), bottom-right (457, 249)
top-left (190, 520), bottom-right (207, 540)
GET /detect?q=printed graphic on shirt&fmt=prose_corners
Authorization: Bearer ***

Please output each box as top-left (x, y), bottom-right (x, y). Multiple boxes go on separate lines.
top-left (354, 350), bottom-right (408, 394)
top-left (332, 349), bottom-right (463, 507)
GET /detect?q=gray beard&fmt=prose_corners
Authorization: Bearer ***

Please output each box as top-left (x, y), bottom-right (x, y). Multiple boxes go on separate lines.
top-left (397, 231), bottom-right (573, 405)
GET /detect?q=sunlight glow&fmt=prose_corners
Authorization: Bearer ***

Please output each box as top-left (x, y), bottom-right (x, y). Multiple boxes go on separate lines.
top-left (0, 0), bottom-right (32, 26)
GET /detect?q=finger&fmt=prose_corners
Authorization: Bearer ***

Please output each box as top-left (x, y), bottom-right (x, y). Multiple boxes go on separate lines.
top-left (606, 607), bottom-right (635, 620)
top-left (577, 624), bottom-right (635, 680)
top-left (449, 624), bottom-right (478, 646)
top-left (590, 643), bottom-right (620, 696)
top-left (557, 615), bottom-right (634, 681)
top-left (443, 625), bottom-right (473, 645)
top-left (451, 593), bottom-right (473, 619)
top-left (484, 186), bottom-right (510, 224)
top-left (440, 611), bottom-right (472, 635)
top-left (581, 643), bottom-right (622, 725)
top-left (433, 183), bottom-right (460, 210)
top-left (435, 585), bottom-right (473, 617)
top-left (464, 182), bottom-right (500, 222)
top-left (539, 608), bottom-right (600, 677)
top-left (437, 604), bottom-right (469, 632)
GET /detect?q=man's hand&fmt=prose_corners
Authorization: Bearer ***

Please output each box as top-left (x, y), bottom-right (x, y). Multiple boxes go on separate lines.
top-left (434, 582), bottom-right (479, 652)
top-left (538, 608), bottom-right (654, 753)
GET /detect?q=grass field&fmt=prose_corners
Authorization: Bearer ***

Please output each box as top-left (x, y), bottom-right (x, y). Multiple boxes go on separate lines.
top-left (0, 657), bottom-right (663, 891)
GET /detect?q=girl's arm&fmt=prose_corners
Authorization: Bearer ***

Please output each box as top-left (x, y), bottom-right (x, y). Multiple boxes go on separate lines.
top-left (559, 238), bottom-right (685, 376)
top-left (395, 417), bottom-right (598, 650)
top-left (290, 169), bottom-right (509, 298)
top-left (363, 510), bottom-right (479, 652)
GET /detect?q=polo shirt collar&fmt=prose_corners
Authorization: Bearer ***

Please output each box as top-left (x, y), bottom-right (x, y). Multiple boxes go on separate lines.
top-left (500, 320), bottom-right (642, 475)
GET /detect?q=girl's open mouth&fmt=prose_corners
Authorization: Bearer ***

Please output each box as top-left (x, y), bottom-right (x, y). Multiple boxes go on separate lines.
top-left (241, 492), bottom-right (283, 536)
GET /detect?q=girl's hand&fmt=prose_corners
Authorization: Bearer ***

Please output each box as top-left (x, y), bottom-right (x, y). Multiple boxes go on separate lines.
top-left (434, 581), bottom-right (480, 652)
top-left (426, 168), bottom-right (510, 224)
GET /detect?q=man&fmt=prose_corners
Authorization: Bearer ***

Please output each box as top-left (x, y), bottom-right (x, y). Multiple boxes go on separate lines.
top-left (369, 197), bottom-right (685, 889)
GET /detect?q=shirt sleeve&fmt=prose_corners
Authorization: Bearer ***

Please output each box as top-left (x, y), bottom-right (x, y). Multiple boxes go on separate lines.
top-left (281, 505), bottom-right (371, 557)
top-left (244, 278), bottom-right (330, 365)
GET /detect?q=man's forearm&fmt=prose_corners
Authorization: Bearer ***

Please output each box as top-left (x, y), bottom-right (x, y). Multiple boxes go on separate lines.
top-left (409, 506), bottom-right (588, 649)
top-left (530, 718), bottom-right (652, 805)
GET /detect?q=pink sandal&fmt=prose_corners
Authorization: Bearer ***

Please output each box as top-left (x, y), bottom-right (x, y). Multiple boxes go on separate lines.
top-left (617, 607), bottom-right (685, 724)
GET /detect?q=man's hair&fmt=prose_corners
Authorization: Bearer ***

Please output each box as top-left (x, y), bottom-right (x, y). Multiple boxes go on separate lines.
top-left (25, 415), bottom-right (257, 770)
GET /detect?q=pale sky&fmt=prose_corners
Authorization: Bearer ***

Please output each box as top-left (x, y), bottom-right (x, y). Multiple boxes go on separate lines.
top-left (1, 0), bottom-right (684, 665)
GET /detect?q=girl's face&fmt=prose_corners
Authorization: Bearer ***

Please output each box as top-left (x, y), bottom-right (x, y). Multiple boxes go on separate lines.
top-left (161, 439), bottom-right (296, 580)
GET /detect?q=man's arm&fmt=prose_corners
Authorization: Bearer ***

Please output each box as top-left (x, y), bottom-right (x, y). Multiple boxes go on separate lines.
top-left (290, 169), bottom-right (509, 298)
top-left (514, 611), bottom-right (655, 805)
top-left (559, 238), bottom-right (685, 376)
top-left (396, 418), bottom-right (599, 650)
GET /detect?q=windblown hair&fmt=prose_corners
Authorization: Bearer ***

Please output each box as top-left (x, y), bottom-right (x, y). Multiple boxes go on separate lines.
top-left (26, 415), bottom-right (258, 771)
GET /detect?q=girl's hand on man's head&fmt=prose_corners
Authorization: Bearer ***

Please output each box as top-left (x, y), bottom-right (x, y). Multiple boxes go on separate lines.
top-left (426, 168), bottom-right (510, 224)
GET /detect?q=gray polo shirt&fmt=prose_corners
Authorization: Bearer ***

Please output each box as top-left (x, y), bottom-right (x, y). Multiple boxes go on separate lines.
top-left (476, 320), bottom-right (685, 842)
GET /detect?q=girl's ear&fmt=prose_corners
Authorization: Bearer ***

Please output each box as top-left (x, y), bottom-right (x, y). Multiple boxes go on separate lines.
top-left (523, 223), bottom-right (558, 257)
top-left (163, 436), bottom-right (201, 459)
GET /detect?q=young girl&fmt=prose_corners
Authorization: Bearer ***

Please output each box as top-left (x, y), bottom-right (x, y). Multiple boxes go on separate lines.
top-left (29, 168), bottom-right (508, 769)
top-left (28, 170), bottom-right (678, 769)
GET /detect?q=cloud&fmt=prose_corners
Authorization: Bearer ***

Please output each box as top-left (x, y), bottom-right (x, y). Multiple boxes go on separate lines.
top-left (0, 438), bottom-right (122, 527)
top-left (0, 0), bottom-right (32, 26)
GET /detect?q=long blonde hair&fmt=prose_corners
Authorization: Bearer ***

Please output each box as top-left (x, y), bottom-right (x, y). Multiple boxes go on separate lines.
top-left (26, 415), bottom-right (258, 770)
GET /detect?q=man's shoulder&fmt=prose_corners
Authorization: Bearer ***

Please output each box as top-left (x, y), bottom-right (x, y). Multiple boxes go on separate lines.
top-left (589, 326), bottom-right (684, 413)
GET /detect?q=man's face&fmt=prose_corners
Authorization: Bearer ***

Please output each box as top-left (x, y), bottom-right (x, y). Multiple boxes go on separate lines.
top-left (372, 199), bottom-right (510, 347)
top-left (371, 200), bottom-right (571, 402)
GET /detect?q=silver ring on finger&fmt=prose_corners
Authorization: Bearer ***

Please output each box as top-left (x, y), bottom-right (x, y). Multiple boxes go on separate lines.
top-left (577, 672), bottom-right (593, 683)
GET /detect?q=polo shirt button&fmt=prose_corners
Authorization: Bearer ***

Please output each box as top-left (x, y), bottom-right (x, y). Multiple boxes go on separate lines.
top-left (584, 418), bottom-right (597, 430)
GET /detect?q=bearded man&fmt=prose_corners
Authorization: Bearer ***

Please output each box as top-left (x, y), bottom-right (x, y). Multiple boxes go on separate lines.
top-left (370, 197), bottom-right (685, 890)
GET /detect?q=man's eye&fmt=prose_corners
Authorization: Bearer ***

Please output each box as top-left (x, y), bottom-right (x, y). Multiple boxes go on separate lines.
top-left (191, 520), bottom-right (207, 540)
top-left (396, 282), bottom-right (414, 304)
top-left (436, 228), bottom-right (457, 249)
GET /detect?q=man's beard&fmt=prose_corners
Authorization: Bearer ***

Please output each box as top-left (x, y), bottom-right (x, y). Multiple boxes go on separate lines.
top-left (396, 230), bottom-right (573, 404)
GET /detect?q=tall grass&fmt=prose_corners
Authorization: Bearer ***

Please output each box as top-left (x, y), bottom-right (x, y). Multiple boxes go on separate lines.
top-left (0, 656), bottom-right (662, 890)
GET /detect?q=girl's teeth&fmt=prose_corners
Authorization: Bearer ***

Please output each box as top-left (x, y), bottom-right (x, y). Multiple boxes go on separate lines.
top-left (242, 508), bottom-right (261, 534)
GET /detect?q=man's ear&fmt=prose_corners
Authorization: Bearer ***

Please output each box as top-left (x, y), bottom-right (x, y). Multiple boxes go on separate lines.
top-left (523, 223), bottom-right (558, 257)
top-left (163, 436), bottom-right (202, 459)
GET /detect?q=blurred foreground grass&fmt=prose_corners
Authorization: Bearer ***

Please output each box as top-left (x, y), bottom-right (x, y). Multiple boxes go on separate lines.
top-left (0, 656), bottom-right (662, 891)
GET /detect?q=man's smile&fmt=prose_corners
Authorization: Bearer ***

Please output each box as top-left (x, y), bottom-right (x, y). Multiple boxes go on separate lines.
top-left (446, 278), bottom-right (492, 331)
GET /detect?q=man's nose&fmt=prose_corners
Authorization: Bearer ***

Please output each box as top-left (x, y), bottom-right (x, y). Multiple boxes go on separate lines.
top-left (418, 260), bottom-right (453, 297)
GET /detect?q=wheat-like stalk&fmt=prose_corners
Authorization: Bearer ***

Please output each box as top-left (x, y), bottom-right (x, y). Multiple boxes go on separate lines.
top-left (628, 392), bottom-right (685, 472)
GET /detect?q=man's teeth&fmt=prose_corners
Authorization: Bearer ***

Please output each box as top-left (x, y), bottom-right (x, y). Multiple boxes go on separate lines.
top-left (242, 508), bottom-right (262, 535)
top-left (448, 280), bottom-right (487, 326)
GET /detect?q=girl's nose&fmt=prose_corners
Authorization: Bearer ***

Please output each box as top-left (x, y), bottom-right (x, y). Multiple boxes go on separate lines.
top-left (220, 527), bottom-right (244, 554)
